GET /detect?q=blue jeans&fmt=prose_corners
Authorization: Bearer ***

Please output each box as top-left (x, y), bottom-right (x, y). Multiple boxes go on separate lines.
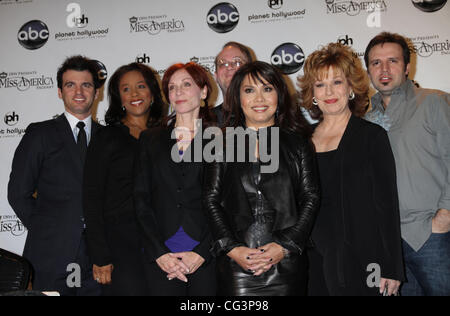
top-left (401, 232), bottom-right (450, 296)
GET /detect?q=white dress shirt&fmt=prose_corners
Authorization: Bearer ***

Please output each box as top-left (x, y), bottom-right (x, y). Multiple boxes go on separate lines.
top-left (64, 111), bottom-right (92, 145)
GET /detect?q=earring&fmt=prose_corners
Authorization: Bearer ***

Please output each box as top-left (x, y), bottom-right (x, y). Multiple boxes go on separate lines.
top-left (349, 91), bottom-right (355, 100)
top-left (122, 106), bottom-right (126, 111)
top-left (312, 97), bottom-right (319, 106)
top-left (200, 99), bottom-right (206, 108)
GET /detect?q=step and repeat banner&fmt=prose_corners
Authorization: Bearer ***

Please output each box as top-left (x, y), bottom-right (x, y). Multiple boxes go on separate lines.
top-left (1, 0), bottom-right (449, 255)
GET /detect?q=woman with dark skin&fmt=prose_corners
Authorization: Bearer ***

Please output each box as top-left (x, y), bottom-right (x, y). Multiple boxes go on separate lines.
top-left (83, 63), bottom-right (164, 295)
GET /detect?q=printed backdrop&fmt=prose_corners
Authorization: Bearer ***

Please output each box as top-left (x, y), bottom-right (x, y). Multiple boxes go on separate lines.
top-left (1, 0), bottom-right (449, 255)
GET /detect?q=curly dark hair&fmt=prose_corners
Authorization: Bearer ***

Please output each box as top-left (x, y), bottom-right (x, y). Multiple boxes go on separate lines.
top-left (105, 63), bottom-right (165, 127)
top-left (57, 55), bottom-right (100, 90)
top-left (224, 61), bottom-right (311, 137)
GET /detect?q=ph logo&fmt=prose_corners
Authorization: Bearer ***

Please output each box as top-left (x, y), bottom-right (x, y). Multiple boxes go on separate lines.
top-left (271, 43), bottom-right (305, 75)
top-left (17, 20), bottom-right (50, 50)
top-left (338, 35), bottom-right (354, 47)
top-left (268, 0), bottom-right (283, 10)
top-left (207, 2), bottom-right (240, 33)
top-left (4, 112), bottom-right (19, 126)
top-left (412, 0), bottom-right (447, 12)
top-left (136, 53), bottom-right (150, 64)
top-left (66, 3), bottom-right (89, 28)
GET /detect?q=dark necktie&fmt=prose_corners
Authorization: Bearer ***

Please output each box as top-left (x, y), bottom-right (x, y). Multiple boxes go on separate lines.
top-left (76, 121), bottom-right (87, 163)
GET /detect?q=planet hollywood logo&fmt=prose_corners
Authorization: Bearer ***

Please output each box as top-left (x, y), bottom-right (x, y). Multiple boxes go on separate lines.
top-left (0, 71), bottom-right (54, 91)
top-left (0, 111), bottom-right (26, 138)
top-left (271, 43), bottom-right (305, 75)
top-left (129, 15), bottom-right (185, 36)
top-left (55, 4), bottom-right (108, 42)
top-left (0, 215), bottom-right (27, 237)
top-left (249, 0), bottom-right (306, 23)
top-left (325, 0), bottom-right (388, 16)
top-left (4, 111), bottom-right (19, 126)
top-left (410, 35), bottom-right (450, 57)
top-left (136, 53), bottom-right (151, 64)
top-left (268, 0), bottom-right (283, 10)
top-left (337, 35), bottom-right (365, 58)
top-left (207, 2), bottom-right (240, 33)
top-left (412, 0), bottom-right (447, 12)
top-left (17, 20), bottom-right (49, 50)
top-left (66, 3), bottom-right (89, 28)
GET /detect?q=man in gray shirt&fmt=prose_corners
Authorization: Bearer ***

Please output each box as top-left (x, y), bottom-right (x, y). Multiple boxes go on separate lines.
top-left (364, 32), bottom-right (450, 296)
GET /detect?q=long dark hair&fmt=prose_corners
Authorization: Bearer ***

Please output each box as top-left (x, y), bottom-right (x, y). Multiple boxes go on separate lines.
top-left (161, 62), bottom-right (215, 128)
top-left (225, 61), bottom-right (311, 137)
top-left (105, 63), bottom-right (165, 127)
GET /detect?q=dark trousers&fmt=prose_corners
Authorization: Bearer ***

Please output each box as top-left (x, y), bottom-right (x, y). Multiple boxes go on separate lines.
top-left (401, 233), bottom-right (450, 296)
top-left (33, 236), bottom-right (101, 296)
top-left (144, 259), bottom-right (216, 296)
top-left (100, 215), bottom-right (149, 296)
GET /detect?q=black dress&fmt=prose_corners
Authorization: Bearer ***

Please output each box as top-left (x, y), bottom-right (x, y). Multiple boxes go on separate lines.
top-left (83, 123), bottom-right (148, 296)
top-left (308, 150), bottom-right (339, 296)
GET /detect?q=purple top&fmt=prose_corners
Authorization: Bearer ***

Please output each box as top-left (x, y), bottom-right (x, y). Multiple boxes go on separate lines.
top-left (165, 226), bottom-right (200, 253)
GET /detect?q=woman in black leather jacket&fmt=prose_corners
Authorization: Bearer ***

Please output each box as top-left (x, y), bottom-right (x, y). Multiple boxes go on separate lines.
top-left (203, 61), bottom-right (320, 296)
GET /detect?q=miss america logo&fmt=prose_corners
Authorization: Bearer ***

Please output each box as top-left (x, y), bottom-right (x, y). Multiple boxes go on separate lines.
top-left (326, 0), bottom-right (388, 16)
top-left (129, 15), bottom-right (185, 35)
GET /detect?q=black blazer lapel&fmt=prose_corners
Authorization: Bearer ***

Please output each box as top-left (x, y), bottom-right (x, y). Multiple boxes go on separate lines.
top-left (54, 114), bottom-right (83, 173)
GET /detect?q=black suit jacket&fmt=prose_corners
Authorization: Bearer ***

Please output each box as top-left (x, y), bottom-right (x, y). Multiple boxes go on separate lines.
top-left (313, 115), bottom-right (405, 285)
top-left (134, 125), bottom-right (212, 263)
top-left (8, 114), bottom-right (101, 274)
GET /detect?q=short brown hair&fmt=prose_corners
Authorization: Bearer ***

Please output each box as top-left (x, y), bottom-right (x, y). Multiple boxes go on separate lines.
top-left (364, 32), bottom-right (411, 69)
top-left (298, 43), bottom-right (369, 121)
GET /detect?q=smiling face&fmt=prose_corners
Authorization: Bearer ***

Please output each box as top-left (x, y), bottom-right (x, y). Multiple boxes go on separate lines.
top-left (119, 70), bottom-right (153, 118)
top-left (240, 74), bottom-right (278, 129)
top-left (58, 70), bottom-right (98, 119)
top-left (313, 66), bottom-right (353, 118)
top-left (168, 69), bottom-right (207, 116)
top-left (367, 42), bottom-right (410, 100)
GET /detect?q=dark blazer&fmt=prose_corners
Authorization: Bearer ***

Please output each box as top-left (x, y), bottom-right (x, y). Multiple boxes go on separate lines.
top-left (134, 125), bottom-right (212, 263)
top-left (314, 115), bottom-right (405, 286)
top-left (8, 114), bottom-right (101, 275)
top-left (203, 128), bottom-right (320, 256)
top-left (212, 103), bottom-right (224, 127)
top-left (83, 123), bottom-right (138, 266)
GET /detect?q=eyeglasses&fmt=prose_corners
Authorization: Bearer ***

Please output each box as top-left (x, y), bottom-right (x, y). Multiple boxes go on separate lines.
top-left (217, 58), bottom-right (245, 69)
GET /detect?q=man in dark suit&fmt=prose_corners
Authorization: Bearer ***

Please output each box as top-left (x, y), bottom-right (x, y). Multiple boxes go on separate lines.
top-left (213, 42), bottom-right (254, 126)
top-left (8, 56), bottom-right (103, 296)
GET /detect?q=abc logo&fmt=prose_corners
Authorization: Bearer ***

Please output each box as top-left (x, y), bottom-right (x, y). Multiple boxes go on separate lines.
top-left (207, 2), bottom-right (240, 33)
top-left (4, 112), bottom-right (19, 126)
top-left (17, 20), bottom-right (49, 50)
top-left (93, 60), bottom-right (108, 87)
top-left (271, 43), bottom-right (305, 75)
top-left (412, 0), bottom-right (447, 12)
top-left (268, 0), bottom-right (283, 10)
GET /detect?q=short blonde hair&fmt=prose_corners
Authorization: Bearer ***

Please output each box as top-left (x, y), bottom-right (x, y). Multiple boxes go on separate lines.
top-left (298, 43), bottom-right (369, 120)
